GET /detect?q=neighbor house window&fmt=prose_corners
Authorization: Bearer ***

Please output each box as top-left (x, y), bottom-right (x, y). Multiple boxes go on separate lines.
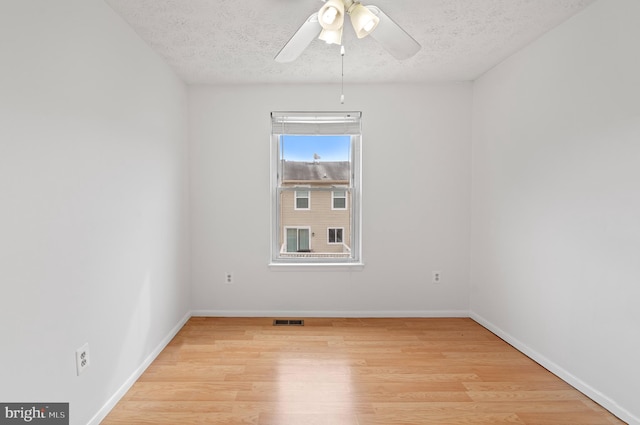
top-left (271, 111), bottom-right (362, 264)
top-left (328, 228), bottom-right (344, 244)
top-left (285, 227), bottom-right (311, 252)
top-left (332, 190), bottom-right (347, 210)
top-left (294, 189), bottom-right (310, 210)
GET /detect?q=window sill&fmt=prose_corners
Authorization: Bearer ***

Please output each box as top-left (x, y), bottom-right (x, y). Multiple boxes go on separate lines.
top-left (268, 262), bottom-right (365, 272)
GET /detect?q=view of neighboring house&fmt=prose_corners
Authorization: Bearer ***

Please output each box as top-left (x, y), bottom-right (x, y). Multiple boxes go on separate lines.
top-left (279, 159), bottom-right (351, 258)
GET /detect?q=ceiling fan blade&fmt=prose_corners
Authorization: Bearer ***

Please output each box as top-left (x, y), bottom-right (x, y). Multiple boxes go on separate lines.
top-left (275, 12), bottom-right (321, 63)
top-left (366, 5), bottom-right (421, 60)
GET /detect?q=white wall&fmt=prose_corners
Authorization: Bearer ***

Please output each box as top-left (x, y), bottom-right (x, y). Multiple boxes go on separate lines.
top-left (470, 0), bottom-right (640, 423)
top-left (0, 1), bottom-right (190, 424)
top-left (190, 83), bottom-right (471, 316)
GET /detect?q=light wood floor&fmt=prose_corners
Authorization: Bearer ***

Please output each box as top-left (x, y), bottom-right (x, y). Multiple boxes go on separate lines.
top-left (102, 317), bottom-right (625, 425)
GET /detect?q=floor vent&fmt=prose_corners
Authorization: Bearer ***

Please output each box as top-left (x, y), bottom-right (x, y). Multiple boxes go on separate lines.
top-left (273, 319), bottom-right (304, 326)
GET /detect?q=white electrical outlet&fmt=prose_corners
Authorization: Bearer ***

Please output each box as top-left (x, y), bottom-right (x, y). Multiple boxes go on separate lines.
top-left (76, 343), bottom-right (90, 376)
top-left (432, 271), bottom-right (442, 284)
top-left (225, 272), bottom-right (233, 284)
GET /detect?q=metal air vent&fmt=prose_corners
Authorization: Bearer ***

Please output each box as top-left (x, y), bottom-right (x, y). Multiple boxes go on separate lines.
top-left (273, 319), bottom-right (304, 326)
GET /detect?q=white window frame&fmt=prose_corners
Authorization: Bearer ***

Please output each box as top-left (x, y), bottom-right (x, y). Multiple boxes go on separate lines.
top-left (331, 189), bottom-right (347, 210)
top-left (327, 227), bottom-right (344, 244)
top-left (270, 111), bottom-right (363, 267)
top-left (294, 188), bottom-right (310, 210)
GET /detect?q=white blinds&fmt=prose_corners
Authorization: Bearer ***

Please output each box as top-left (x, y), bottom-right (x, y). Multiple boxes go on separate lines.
top-left (271, 111), bottom-right (362, 135)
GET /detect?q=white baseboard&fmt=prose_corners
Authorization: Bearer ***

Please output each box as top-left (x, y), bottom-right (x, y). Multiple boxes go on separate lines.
top-left (190, 309), bottom-right (470, 318)
top-left (87, 311), bottom-right (191, 425)
top-left (469, 312), bottom-right (639, 425)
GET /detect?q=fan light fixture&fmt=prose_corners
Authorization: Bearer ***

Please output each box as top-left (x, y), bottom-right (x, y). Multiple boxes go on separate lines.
top-left (321, 6), bottom-right (339, 25)
top-left (319, 27), bottom-right (343, 45)
top-left (318, 0), bottom-right (345, 45)
top-left (274, 0), bottom-right (421, 63)
top-left (347, 2), bottom-right (379, 38)
top-left (317, 0), bottom-right (379, 44)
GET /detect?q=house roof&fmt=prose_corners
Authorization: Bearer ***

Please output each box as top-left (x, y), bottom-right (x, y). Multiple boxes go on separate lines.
top-left (282, 160), bottom-right (349, 182)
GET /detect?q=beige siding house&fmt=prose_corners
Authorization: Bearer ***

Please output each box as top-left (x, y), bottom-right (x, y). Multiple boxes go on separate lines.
top-left (279, 160), bottom-right (351, 257)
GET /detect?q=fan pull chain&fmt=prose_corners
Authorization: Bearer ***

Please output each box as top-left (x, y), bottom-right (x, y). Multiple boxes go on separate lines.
top-left (340, 45), bottom-right (345, 104)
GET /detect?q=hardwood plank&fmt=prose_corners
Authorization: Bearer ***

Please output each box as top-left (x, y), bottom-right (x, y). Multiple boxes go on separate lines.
top-left (233, 401), bottom-right (375, 415)
top-left (138, 363), bottom-right (244, 382)
top-left (101, 318), bottom-right (625, 425)
top-left (357, 412), bottom-right (526, 425)
top-left (516, 411), bottom-right (624, 425)
top-left (371, 400), bottom-right (606, 414)
top-left (466, 390), bottom-right (587, 402)
top-left (258, 412), bottom-right (359, 425)
top-left (102, 411), bottom-right (260, 424)
top-left (124, 382), bottom-right (245, 401)
top-left (463, 381), bottom-right (574, 392)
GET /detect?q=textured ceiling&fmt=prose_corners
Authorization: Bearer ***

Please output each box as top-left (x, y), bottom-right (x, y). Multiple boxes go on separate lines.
top-left (104, 0), bottom-right (596, 85)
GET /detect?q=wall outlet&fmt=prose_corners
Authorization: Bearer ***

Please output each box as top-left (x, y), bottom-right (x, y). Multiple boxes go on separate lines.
top-left (432, 271), bottom-right (442, 284)
top-left (225, 272), bottom-right (233, 284)
top-left (76, 343), bottom-right (90, 376)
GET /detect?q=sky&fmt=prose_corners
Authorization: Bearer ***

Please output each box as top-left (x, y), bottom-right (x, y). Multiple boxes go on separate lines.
top-left (281, 135), bottom-right (350, 162)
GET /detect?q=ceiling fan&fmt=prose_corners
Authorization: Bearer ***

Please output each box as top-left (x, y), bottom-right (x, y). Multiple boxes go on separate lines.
top-left (275, 0), bottom-right (421, 63)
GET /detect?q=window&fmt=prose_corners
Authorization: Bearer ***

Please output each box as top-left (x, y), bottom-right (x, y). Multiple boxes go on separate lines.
top-left (295, 189), bottom-right (310, 210)
top-left (328, 227), bottom-right (344, 244)
top-left (271, 112), bottom-right (362, 264)
top-left (332, 190), bottom-right (347, 210)
top-left (285, 227), bottom-right (311, 252)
